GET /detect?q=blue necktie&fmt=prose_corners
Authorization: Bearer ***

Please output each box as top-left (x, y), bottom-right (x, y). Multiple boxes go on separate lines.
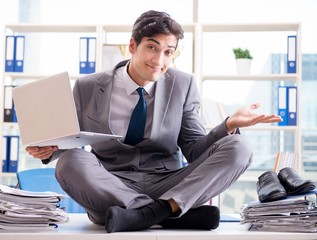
top-left (124, 87), bottom-right (147, 145)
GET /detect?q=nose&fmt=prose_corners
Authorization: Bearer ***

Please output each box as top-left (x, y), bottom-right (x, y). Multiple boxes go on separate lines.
top-left (151, 51), bottom-right (165, 66)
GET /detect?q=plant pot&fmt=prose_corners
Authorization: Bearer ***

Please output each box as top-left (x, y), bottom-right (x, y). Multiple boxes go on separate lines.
top-left (236, 59), bottom-right (252, 75)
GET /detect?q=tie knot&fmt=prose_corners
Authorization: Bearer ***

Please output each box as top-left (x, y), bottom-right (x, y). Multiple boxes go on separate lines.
top-left (137, 87), bottom-right (145, 97)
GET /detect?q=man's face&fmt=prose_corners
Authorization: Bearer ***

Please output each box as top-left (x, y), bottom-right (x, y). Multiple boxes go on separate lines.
top-left (128, 34), bottom-right (177, 86)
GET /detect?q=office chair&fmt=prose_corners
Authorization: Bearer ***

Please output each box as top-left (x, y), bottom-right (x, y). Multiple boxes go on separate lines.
top-left (16, 168), bottom-right (86, 213)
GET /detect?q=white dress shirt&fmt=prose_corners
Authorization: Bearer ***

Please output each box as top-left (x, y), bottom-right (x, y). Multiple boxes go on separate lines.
top-left (109, 63), bottom-right (156, 139)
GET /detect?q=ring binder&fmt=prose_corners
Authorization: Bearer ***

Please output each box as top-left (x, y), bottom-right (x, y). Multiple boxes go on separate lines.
top-left (278, 86), bottom-right (288, 126)
top-left (287, 35), bottom-right (297, 74)
top-left (5, 36), bottom-right (15, 72)
top-left (277, 86), bottom-right (297, 126)
top-left (287, 86), bottom-right (297, 126)
top-left (14, 36), bottom-right (25, 72)
top-left (79, 37), bottom-right (96, 74)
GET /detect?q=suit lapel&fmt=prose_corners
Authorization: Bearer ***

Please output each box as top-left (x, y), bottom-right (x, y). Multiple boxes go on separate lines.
top-left (150, 72), bottom-right (175, 139)
top-left (95, 75), bottom-right (113, 133)
top-left (94, 61), bottom-right (129, 134)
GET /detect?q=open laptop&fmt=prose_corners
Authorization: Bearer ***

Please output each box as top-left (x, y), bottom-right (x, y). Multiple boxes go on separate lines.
top-left (12, 71), bottom-right (122, 149)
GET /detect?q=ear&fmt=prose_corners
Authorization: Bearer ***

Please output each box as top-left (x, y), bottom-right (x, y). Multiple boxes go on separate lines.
top-left (129, 37), bottom-right (136, 54)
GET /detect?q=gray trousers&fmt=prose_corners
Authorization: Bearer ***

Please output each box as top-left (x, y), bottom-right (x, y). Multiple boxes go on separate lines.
top-left (55, 134), bottom-right (252, 224)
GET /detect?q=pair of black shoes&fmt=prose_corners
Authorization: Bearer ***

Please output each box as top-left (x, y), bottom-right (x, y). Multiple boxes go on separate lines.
top-left (257, 167), bottom-right (316, 203)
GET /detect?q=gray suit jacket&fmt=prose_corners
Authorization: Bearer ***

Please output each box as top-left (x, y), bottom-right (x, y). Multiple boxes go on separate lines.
top-left (50, 61), bottom-right (230, 172)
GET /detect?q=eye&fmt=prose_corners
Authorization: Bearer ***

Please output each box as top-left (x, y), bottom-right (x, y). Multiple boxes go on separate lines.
top-left (148, 45), bottom-right (156, 51)
top-left (166, 50), bottom-right (174, 57)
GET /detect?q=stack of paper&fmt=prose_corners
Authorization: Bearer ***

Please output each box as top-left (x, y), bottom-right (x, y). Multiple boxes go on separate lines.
top-left (240, 195), bottom-right (317, 233)
top-left (0, 184), bottom-right (69, 231)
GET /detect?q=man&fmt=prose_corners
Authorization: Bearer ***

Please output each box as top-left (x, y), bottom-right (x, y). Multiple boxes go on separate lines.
top-left (26, 10), bottom-right (282, 233)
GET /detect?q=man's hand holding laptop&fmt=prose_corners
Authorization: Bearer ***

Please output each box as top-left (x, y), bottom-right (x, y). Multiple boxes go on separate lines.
top-left (26, 146), bottom-right (58, 160)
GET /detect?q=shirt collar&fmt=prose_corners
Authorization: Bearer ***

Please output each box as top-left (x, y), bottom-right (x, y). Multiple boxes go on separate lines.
top-left (122, 62), bottom-right (155, 97)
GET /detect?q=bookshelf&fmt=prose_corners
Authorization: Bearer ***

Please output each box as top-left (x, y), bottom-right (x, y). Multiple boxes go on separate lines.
top-left (0, 23), bottom-right (302, 193)
top-left (198, 23), bottom-right (302, 213)
top-left (198, 22), bottom-right (302, 165)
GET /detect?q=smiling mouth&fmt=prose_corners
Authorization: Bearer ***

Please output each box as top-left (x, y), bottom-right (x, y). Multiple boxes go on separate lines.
top-left (147, 64), bottom-right (162, 72)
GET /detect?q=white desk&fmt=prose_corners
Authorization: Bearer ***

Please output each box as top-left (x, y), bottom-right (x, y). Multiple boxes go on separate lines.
top-left (1, 214), bottom-right (317, 240)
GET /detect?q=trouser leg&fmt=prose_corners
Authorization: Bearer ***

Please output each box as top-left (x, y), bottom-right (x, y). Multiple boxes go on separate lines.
top-left (55, 148), bottom-right (153, 224)
top-left (147, 134), bottom-right (253, 215)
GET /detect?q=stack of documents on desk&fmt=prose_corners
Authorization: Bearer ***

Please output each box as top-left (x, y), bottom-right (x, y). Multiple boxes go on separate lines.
top-left (240, 197), bottom-right (317, 233)
top-left (0, 184), bottom-right (69, 231)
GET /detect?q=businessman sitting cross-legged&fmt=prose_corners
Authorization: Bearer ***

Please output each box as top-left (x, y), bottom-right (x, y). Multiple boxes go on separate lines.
top-left (26, 10), bottom-right (282, 233)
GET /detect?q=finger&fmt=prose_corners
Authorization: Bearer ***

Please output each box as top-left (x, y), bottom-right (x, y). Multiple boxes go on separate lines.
top-left (27, 146), bottom-right (57, 159)
top-left (26, 146), bottom-right (39, 153)
top-left (33, 150), bottom-right (54, 159)
top-left (254, 115), bottom-right (283, 124)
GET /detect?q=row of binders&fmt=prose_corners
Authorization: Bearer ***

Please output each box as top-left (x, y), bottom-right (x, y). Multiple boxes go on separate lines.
top-left (278, 86), bottom-right (297, 126)
top-left (2, 135), bottom-right (19, 173)
top-left (5, 35), bottom-right (97, 74)
top-left (5, 34), bottom-right (296, 74)
top-left (5, 36), bottom-right (25, 72)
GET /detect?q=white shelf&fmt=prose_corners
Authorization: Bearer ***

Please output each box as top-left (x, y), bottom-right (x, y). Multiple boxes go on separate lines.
top-left (202, 74), bottom-right (298, 81)
top-left (3, 72), bottom-right (84, 80)
top-left (100, 23), bottom-right (197, 33)
top-left (5, 24), bottom-right (98, 33)
top-left (201, 23), bottom-right (301, 32)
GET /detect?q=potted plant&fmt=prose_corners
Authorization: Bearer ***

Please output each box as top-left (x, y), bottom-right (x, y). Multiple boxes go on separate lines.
top-left (233, 48), bottom-right (253, 74)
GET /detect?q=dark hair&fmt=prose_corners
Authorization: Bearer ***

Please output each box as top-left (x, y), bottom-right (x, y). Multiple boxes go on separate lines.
top-left (132, 10), bottom-right (184, 47)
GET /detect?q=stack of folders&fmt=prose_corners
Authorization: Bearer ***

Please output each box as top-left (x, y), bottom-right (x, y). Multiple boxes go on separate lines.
top-left (274, 152), bottom-right (299, 173)
top-left (240, 191), bottom-right (317, 233)
top-left (0, 184), bottom-right (69, 231)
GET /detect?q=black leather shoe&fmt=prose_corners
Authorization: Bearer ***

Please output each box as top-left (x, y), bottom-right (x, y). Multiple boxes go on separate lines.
top-left (277, 167), bottom-right (316, 195)
top-left (257, 170), bottom-right (287, 202)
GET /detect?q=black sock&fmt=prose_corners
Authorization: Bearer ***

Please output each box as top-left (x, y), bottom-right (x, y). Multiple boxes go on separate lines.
top-left (160, 205), bottom-right (220, 230)
top-left (105, 200), bottom-right (172, 233)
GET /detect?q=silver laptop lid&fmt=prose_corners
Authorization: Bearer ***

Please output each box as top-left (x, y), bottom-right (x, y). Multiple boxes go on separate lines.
top-left (12, 71), bottom-right (80, 146)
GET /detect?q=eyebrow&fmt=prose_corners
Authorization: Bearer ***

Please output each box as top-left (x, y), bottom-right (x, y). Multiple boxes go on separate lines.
top-left (146, 38), bottom-right (177, 50)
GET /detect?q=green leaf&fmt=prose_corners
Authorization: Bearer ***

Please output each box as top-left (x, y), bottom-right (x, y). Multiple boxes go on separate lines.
top-left (232, 48), bottom-right (253, 59)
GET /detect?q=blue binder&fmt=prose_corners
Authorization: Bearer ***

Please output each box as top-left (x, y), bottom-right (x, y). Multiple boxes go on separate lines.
top-left (5, 36), bottom-right (15, 72)
top-left (87, 37), bottom-right (96, 73)
top-left (287, 35), bottom-right (296, 73)
top-left (278, 86), bottom-right (288, 126)
top-left (287, 86), bottom-right (297, 126)
top-left (2, 136), bottom-right (9, 172)
top-left (79, 37), bottom-right (88, 74)
top-left (79, 37), bottom-right (96, 74)
top-left (8, 136), bottom-right (20, 172)
top-left (14, 36), bottom-right (25, 72)
top-left (3, 85), bottom-right (14, 122)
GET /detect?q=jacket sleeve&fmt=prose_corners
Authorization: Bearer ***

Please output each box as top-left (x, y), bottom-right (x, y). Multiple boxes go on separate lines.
top-left (177, 77), bottom-right (235, 163)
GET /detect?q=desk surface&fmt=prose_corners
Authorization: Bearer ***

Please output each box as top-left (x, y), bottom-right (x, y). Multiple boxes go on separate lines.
top-left (1, 214), bottom-right (317, 240)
